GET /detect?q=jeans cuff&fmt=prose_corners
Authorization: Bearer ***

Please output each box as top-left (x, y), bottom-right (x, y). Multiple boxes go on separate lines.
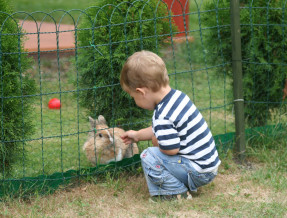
top-left (149, 187), bottom-right (188, 196)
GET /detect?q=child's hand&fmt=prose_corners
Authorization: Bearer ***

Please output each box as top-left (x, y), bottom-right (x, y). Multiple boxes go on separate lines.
top-left (121, 130), bottom-right (138, 145)
top-left (152, 136), bottom-right (159, 147)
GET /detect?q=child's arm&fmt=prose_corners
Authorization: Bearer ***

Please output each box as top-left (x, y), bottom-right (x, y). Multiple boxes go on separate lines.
top-left (151, 135), bottom-right (159, 146)
top-left (121, 126), bottom-right (153, 144)
top-left (122, 126), bottom-right (180, 155)
top-left (152, 136), bottom-right (180, 155)
top-left (159, 148), bottom-right (180, 155)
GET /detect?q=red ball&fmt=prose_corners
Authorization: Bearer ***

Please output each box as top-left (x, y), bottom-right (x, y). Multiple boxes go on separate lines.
top-left (48, 98), bottom-right (61, 109)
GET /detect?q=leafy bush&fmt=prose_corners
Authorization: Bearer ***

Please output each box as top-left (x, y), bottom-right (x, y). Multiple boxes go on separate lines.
top-left (0, 0), bottom-right (36, 174)
top-left (76, 0), bottom-right (176, 129)
top-left (202, 0), bottom-right (287, 127)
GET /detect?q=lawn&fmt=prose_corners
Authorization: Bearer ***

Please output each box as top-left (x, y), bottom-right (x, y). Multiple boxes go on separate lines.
top-left (12, 0), bottom-right (95, 11)
top-left (1, 137), bottom-right (287, 217)
top-left (11, 0), bottom-right (96, 24)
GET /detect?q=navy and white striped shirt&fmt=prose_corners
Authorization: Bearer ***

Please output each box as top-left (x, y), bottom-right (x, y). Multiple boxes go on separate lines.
top-left (152, 89), bottom-right (221, 173)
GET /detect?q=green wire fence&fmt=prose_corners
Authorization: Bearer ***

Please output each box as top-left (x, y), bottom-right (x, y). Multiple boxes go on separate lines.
top-left (0, 0), bottom-right (286, 198)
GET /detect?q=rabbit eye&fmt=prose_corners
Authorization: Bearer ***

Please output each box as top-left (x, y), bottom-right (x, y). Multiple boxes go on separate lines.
top-left (98, 133), bottom-right (103, 138)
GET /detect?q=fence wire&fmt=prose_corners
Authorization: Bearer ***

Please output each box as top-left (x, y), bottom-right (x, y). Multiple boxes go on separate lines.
top-left (0, 0), bottom-right (286, 197)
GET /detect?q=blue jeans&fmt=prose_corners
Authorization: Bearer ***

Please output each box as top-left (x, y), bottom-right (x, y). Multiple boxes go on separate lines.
top-left (140, 147), bottom-right (217, 196)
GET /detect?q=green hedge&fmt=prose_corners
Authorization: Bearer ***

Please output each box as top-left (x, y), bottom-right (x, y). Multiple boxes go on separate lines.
top-left (0, 0), bottom-right (36, 174)
top-left (202, 0), bottom-right (287, 127)
top-left (76, 0), bottom-right (176, 129)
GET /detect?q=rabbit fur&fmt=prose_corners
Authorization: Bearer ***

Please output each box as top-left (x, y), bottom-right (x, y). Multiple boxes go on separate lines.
top-left (83, 115), bottom-right (139, 165)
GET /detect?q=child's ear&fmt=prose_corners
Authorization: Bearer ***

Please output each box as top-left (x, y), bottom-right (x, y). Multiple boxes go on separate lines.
top-left (135, 88), bottom-right (145, 96)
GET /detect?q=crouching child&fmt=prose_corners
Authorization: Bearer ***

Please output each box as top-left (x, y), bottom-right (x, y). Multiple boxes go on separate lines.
top-left (120, 50), bottom-right (221, 201)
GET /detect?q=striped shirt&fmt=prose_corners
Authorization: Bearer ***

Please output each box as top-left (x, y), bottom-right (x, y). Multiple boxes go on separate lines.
top-left (152, 89), bottom-right (221, 173)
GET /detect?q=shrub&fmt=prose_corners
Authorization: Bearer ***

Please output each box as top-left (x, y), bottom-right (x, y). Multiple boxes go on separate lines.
top-left (0, 0), bottom-right (36, 174)
top-left (76, 0), bottom-right (176, 129)
top-left (202, 0), bottom-right (287, 127)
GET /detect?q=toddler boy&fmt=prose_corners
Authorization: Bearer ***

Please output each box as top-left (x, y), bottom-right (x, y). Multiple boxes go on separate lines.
top-left (120, 50), bottom-right (221, 200)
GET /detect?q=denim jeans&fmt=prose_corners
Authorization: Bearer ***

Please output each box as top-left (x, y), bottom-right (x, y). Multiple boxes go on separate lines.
top-left (140, 147), bottom-right (217, 196)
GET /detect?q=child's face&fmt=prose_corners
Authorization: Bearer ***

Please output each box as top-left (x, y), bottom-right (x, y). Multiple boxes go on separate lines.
top-left (128, 88), bottom-right (155, 111)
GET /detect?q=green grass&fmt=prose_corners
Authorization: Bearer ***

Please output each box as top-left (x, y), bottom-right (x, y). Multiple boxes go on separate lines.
top-left (245, 126), bottom-right (287, 191)
top-left (11, 0), bottom-right (96, 24)
top-left (1, 144), bottom-right (287, 217)
top-left (12, 0), bottom-right (95, 12)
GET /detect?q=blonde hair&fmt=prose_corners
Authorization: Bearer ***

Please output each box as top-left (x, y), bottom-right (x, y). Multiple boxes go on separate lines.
top-left (120, 50), bottom-right (169, 92)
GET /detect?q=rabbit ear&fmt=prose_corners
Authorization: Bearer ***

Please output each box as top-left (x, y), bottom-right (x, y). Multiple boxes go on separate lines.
top-left (105, 129), bottom-right (114, 143)
top-left (89, 116), bottom-right (96, 128)
top-left (97, 115), bottom-right (107, 125)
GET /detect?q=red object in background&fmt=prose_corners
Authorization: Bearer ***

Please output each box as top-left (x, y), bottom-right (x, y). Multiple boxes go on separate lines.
top-left (164, 0), bottom-right (189, 37)
top-left (48, 98), bottom-right (61, 109)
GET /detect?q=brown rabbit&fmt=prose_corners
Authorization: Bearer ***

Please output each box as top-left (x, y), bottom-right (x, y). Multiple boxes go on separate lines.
top-left (83, 115), bottom-right (139, 165)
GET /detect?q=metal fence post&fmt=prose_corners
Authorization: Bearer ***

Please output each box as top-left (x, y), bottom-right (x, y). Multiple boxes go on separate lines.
top-left (230, 0), bottom-right (245, 162)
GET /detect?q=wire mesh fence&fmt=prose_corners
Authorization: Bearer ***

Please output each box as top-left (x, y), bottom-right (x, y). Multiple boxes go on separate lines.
top-left (0, 0), bottom-right (286, 197)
